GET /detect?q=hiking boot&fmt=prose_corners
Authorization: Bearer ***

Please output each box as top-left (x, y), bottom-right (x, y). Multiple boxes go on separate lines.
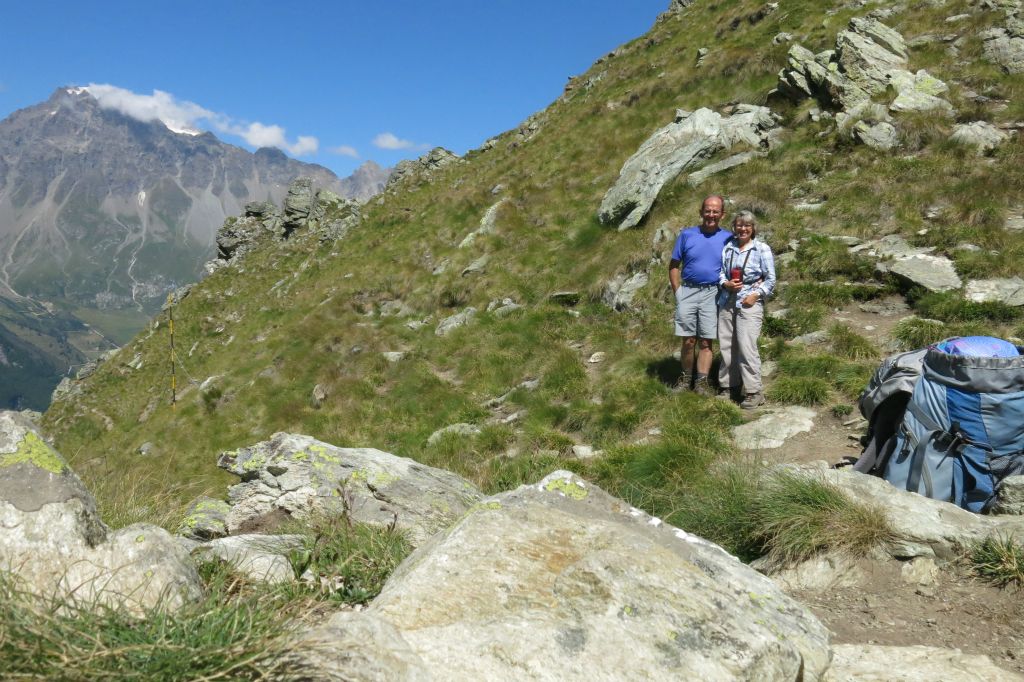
top-left (693, 377), bottom-right (712, 397)
top-left (672, 373), bottom-right (693, 393)
top-left (741, 392), bottom-right (766, 409)
top-left (715, 388), bottom-right (733, 401)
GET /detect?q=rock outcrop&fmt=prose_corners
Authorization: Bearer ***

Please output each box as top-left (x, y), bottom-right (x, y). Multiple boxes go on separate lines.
top-left (216, 433), bottom-right (483, 547)
top-left (386, 148), bottom-right (462, 191)
top-left (293, 471), bottom-right (832, 680)
top-left (825, 644), bottom-right (1023, 682)
top-left (215, 178), bottom-right (361, 262)
top-left (598, 105), bottom-right (780, 230)
top-left (0, 411), bottom-right (201, 614)
top-left (776, 17), bottom-right (952, 135)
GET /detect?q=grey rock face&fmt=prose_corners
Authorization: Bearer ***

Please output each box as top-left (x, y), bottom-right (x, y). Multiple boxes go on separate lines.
top-left (598, 106), bottom-right (780, 230)
top-left (824, 644), bottom-right (1024, 682)
top-left (0, 411), bottom-right (201, 614)
top-left (994, 475), bottom-right (1024, 515)
top-left (951, 121), bottom-right (1010, 151)
top-left (435, 307), bottom-right (478, 336)
top-left (686, 150), bottom-right (764, 187)
top-left (217, 433), bottom-right (482, 547)
top-left (283, 611), bottom-right (432, 681)
top-left (965, 277), bottom-right (1024, 306)
top-left (732, 407), bottom-right (817, 449)
top-left (459, 199), bottom-right (507, 248)
top-left (191, 534), bottom-right (303, 584)
top-left (602, 270), bottom-right (650, 312)
top-left (983, 26), bottom-right (1024, 73)
top-left (362, 471), bottom-right (831, 681)
top-left (889, 254), bottom-right (962, 292)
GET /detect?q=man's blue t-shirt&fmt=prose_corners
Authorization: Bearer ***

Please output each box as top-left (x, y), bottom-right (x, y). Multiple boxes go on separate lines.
top-left (671, 226), bottom-right (732, 284)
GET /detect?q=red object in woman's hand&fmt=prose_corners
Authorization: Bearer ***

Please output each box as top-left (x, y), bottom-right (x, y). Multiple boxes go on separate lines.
top-left (729, 267), bottom-right (742, 282)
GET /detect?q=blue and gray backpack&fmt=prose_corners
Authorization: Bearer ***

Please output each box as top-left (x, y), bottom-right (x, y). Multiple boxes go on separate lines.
top-left (854, 337), bottom-right (1024, 513)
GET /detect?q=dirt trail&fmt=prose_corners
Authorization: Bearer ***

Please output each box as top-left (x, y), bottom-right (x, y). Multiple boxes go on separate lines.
top-left (748, 297), bottom-right (1024, 674)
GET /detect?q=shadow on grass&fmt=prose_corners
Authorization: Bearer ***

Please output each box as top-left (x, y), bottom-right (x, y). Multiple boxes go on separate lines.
top-left (646, 356), bottom-right (682, 387)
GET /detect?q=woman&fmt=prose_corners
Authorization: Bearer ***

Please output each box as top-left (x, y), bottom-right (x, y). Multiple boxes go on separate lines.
top-left (717, 211), bottom-right (776, 409)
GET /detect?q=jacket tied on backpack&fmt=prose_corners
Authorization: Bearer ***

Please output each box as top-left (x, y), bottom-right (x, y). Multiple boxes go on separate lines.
top-left (856, 337), bottom-right (1024, 513)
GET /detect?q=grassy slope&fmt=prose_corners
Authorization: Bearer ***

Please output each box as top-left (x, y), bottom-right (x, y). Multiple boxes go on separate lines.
top-left (43, 0), bottom-right (1024, 544)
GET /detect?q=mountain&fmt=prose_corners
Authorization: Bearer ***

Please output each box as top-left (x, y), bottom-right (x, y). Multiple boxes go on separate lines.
top-left (46, 0), bottom-right (1024, 564)
top-left (0, 87), bottom-right (389, 409)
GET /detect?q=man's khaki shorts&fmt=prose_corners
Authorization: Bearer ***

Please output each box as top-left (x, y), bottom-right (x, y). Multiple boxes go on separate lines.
top-left (674, 285), bottom-right (718, 339)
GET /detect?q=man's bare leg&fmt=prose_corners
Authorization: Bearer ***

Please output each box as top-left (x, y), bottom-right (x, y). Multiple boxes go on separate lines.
top-left (696, 339), bottom-right (714, 375)
top-left (677, 336), bottom-right (697, 389)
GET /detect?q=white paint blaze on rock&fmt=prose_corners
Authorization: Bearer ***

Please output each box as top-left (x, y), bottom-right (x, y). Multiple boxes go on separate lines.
top-left (359, 471), bottom-right (831, 681)
top-left (732, 407), bottom-right (817, 450)
top-left (0, 411), bottom-right (201, 615)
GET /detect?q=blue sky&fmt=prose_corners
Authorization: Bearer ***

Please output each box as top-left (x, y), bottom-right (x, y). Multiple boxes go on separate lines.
top-left (0, 1), bottom-right (666, 178)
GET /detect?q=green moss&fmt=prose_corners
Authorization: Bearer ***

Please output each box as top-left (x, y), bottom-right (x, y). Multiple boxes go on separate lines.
top-left (241, 454), bottom-right (267, 471)
top-left (544, 477), bottom-right (588, 500)
top-left (0, 432), bottom-right (66, 474)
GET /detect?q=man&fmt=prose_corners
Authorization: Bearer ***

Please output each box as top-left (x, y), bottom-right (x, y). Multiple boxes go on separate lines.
top-left (668, 195), bottom-right (732, 395)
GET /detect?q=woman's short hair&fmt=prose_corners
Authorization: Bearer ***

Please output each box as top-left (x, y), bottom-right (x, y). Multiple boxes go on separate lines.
top-left (733, 210), bottom-right (757, 236)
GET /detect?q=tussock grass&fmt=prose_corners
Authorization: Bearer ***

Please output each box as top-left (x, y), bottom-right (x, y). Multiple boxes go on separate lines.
top-left (0, 570), bottom-right (293, 680)
top-left (892, 317), bottom-right (948, 350)
top-left (790, 237), bottom-right (875, 281)
top-left (913, 291), bottom-right (1022, 324)
top-left (282, 513), bottom-right (412, 605)
top-left (969, 535), bottom-right (1024, 587)
top-left (748, 470), bottom-right (894, 568)
top-left (827, 323), bottom-right (878, 361)
top-left (767, 376), bottom-right (831, 405)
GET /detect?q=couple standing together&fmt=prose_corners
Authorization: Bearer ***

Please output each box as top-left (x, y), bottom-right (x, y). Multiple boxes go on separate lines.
top-left (668, 195), bottom-right (776, 409)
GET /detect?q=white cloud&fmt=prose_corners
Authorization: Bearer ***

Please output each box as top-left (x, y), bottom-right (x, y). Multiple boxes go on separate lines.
top-left (373, 132), bottom-right (428, 151)
top-left (329, 145), bottom-right (359, 158)
top-left (81, 84), bottom-right (319, 155)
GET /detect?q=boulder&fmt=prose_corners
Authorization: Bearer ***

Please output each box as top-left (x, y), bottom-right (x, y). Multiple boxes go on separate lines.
top-left (0, 411), bottom-right (201, 614)
top-left (965, 277), bottom-right (1024, 306)
top-left (217, 433), bottom-right (482, 547)
top-left (994, 475), bottom-right (1024, 515)
top-left (435, 307), bottom-right (478, 336)
top-left (361, 471), bottom-right (831, 680)
top-left (461, 255), bottom-right (490, 277)
top-left (602, 271), bottom-right (650, 312)
top-left (178, 495), bottom-right (231, 540)
top-left (732, 407), bottom-right (817, 450)
top-left (889, 255), bottom-right (962, 293)
top-left (598, 106), bottom-right (780, 230)
top-left (824, 644), bottom-right (1023, 682)
top-left (190, 534), bottom-right (303, 584)
top-left (686, 150), bottom-right (764, 187)
top-left (853, 120), bottom-right (899, 150)
top-left (426, 423), bottom-right (481, 445)
top-left (951, 121), bottom-right (1010, 151)
top-left (282, 178), bottom-right (325, 236)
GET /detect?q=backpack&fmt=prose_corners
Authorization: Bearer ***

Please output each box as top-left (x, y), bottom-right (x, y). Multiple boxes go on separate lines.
top-left (855, 337), bottom-right (1024, 513)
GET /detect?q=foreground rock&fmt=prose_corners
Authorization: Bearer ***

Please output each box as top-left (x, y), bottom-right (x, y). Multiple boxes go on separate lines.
top-left (598, 105), bottom-right (780, 230)
top-left (294, 471), bottom-right (831, 680)
top-left (0, 411), bottom-right (201, 614)
top-left (825, 644), bottom-right (1023, 682)
top-left (789, 463), bottom-right (1024, 560)
top-left (217, 433), bottom-right (482, 546)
